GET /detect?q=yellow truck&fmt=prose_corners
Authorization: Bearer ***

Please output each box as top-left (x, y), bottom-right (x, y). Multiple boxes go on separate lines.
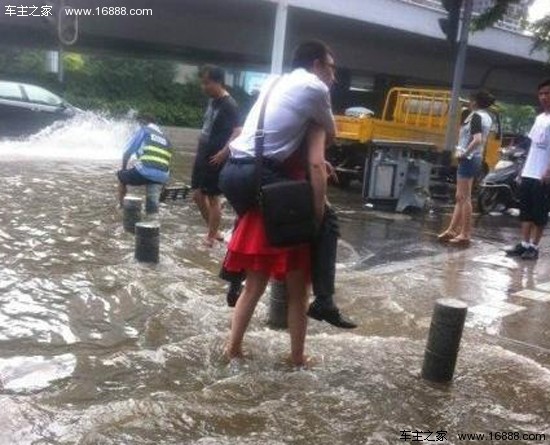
top-left (328, 87), bottom-right (502, 210)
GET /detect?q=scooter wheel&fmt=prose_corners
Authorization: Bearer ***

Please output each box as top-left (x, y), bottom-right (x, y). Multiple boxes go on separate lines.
top-left (477, 188), bottom-right (504, 214)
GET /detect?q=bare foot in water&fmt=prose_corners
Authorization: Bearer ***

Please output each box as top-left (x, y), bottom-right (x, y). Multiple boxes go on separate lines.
top-left (223, 344), bottom-right (244, 362)
top-left (203, 233), bottom-right (225, 248)
top-left (286, 355), bottom-right (317, 370)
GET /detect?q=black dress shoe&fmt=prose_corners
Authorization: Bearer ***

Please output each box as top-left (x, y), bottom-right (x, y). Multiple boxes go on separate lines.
top-left (307, 304), bottom-right (357, 329)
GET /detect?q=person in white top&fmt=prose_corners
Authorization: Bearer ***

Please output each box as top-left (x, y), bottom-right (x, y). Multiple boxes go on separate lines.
top-left (229, 67), bottom-right (336, 163)
top-left (219, 41), bottom-right (356, 366)
top-left (506, 79), bottom-right (550, 260)
top-left (438, 90), bottom-right (494, 246)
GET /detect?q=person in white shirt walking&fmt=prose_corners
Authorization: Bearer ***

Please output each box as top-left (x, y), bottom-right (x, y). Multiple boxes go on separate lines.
top-left (506, 79), bottom-right (550, 260)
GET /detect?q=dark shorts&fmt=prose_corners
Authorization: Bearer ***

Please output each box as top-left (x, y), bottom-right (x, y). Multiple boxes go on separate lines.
top-left (191, 155), bottom-right (222, 196)
top-left (519, 177), bottom-right (550, 227)
top-left (117, 167), bottom-right (156, 186)
top-left (457, 156), bottom-right (482, 179)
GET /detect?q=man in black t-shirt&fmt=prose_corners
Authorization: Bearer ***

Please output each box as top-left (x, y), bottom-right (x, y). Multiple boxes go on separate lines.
top-left (192, 65), bottom-right (241, 246)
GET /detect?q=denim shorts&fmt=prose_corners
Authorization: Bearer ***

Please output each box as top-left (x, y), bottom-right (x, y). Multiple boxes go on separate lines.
top-left (457, 156), bottom-right (482, 179)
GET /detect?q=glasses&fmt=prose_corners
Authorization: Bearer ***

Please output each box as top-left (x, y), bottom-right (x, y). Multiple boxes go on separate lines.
top-left (325, 61), bottom-right (337, 72)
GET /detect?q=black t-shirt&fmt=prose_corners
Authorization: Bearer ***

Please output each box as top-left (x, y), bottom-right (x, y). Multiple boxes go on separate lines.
top-left (470, 113), bottom-right (482, 135)
top-left (197, 95), bottom-right (240, 160)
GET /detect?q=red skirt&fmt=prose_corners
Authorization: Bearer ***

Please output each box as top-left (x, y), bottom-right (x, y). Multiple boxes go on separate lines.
top-left (224, 209), bottom-right (311, 281)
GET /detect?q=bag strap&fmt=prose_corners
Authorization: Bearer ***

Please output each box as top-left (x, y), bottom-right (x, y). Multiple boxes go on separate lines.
top-left (255, 76), bottom-right (283, 192)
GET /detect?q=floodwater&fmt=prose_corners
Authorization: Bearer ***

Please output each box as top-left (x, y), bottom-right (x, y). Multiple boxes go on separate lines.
top-left (0, 117), bottom-right (549, 444)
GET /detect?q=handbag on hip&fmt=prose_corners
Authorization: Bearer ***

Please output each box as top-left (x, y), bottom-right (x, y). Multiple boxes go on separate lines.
top-left (255, 78), bottom-right (316, 247)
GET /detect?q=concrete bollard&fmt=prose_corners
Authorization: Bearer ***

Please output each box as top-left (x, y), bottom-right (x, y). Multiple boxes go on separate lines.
top-left (268, 280), bottom-right (288, 329)
top-left (134, 221), bottom-right (160, 263)
top-left (145, 183), bottom-right (163, 214)
top-left (422, 298), bottom-right (468, 383)
top-left (123, 196), bottom-right (142, 233)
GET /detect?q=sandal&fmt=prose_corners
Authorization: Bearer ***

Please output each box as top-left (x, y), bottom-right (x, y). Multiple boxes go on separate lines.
top-left (448, 237), bottom-right (471, 247)
top-left (437, 231), bottom-right (458, 242)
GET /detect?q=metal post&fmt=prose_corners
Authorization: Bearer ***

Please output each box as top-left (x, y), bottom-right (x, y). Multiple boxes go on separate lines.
top-left (58, 46), bottom-right (64, 84)
top-left (135, 222), bottom-right (160, 263)
top-left (268, 280), bottom-right (288, 329)
top-left (443, 0), bottom-right (473, 152)
top-left (422, 298), bottom-right (468, 382)
top-left (270, 0), bottom-right (288, 74)
top-left (123, 196), bottom-right (142, 233)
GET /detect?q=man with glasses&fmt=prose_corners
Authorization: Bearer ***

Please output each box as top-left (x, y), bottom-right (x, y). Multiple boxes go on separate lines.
top-left (223, 40), bottom-right (356, 329)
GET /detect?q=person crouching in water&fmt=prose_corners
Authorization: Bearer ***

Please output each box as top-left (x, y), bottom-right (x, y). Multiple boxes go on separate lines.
top-left (438, 90), bottom-right (495, 246)
top-left (117, 114), bottom-right (173, 209)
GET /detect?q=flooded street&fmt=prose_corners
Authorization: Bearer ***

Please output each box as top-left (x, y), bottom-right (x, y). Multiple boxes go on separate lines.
top-left (0, 119), bottom-right (549, 444)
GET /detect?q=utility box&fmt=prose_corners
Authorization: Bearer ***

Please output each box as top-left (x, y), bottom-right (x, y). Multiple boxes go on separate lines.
top-left (363, 146), bottom-right (410, 201)
top-left (363, 145), bottom-right (432, 211)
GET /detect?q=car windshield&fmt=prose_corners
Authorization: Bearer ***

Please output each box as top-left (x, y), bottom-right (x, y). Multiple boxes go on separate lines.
top-left (0, 82), bottom-right (24, 101)
top-left (23, 84), bottom-right (63, 106)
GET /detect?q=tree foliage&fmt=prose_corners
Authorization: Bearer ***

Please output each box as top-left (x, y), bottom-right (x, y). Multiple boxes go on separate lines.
top-left (0, 47), bottom-right (245, 127)
top-left (472, 0), bottom-right (550, 56)
top-left (497, 102), bottom-right (537, 134)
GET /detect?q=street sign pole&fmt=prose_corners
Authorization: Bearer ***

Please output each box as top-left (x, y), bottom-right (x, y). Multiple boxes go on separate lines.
top-left (444, 0), bottom-right (474, 152)
top-left (270, 0), bottom-right (288, 74)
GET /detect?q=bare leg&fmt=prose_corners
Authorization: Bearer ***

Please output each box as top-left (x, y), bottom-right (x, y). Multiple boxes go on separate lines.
top-left (456, 178), bottom-right (474, 240)
top-left (207, 195), bottom-right (223, 241)
top-left (193, 189), bottom-right (210, 225)
top-left (285, 269), bottom-right (309, 366)
top-left (118, 182), bottom-right (127, 207)
top-left (439, 180), bottom-right (468, 238)
top-left (225, 270), bottom-right (269, 359)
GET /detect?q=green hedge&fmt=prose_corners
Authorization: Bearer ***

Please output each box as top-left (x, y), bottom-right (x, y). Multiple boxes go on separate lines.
top-left (66, 96), bottom-right (205, 128)
top-left (0, 49), bottom-right (255, 128)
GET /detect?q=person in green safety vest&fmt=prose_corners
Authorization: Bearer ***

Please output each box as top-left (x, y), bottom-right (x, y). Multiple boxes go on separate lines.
top-left (117, 114), bottom-right (173, 207)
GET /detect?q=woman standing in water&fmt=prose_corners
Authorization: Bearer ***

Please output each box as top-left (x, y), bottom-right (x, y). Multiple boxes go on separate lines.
top-left (438, 90), bottom-right (495, 246)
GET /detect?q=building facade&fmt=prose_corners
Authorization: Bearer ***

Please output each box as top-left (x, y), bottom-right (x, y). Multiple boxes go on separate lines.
top-left (403, 0), bottom-right (535, 32)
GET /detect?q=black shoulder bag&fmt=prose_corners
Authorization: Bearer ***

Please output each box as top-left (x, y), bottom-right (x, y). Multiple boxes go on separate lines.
top-left (255, 78), bottom-right (316, 247)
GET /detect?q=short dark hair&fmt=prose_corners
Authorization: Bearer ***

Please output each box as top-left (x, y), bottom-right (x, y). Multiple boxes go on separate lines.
top-left (199, 64), bottom-right (225, 85)
top-left (137, 113), bottom-right (156, 125)
top-left (471, 90), bottom-right (495, 109)
top-left (538, 78), bottom-right (550, 91)
top-left (291, 40), bottom-right (333, 70)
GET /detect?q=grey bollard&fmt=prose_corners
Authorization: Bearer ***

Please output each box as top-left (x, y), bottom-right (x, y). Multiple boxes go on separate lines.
top-left (134, 221), bottom-right (160, 263)
top-left (268, 280), bottom-right (288, 329)
top-left (145, 183), bottom-right (163, 214)
top-left (123, 196), bottom-right (142, 233)
top-left (422, 298), bottom-right (468, 383)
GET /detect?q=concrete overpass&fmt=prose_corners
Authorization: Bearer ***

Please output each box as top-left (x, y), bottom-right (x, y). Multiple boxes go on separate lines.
top-left (1, 0), bottom-right (549, 103)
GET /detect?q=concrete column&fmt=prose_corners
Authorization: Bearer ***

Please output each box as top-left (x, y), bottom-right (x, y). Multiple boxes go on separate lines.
top-left (268, 280), bottom-right (288, 329)
top-left (45, 50), bottom-right (58, 74)
top-left (422, 298), bottom-right (468, 383)
top-left (135, 222), bottom-right (160, 264)
top-left (270, 0), bottom-right (288, 75)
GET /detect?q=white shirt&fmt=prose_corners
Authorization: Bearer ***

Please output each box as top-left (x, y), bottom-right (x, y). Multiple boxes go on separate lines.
top-left (521, 112), bottom-right (550, 180)
top-left (229, 68), bottom-right (335, 161)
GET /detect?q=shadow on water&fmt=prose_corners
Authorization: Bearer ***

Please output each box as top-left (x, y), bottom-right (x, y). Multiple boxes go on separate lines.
top-left (0, 121), bottom-right (548, 444)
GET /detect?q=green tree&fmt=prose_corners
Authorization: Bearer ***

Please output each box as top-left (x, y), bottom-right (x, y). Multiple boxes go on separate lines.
top-left (498, 102), bottom-right (537, 134)
top-left (472, 0), bottom-right (550, 56)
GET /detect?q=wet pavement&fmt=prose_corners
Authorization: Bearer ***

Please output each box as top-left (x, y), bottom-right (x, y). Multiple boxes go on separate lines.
top-left (0, 122), bottom-right (549, 444)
